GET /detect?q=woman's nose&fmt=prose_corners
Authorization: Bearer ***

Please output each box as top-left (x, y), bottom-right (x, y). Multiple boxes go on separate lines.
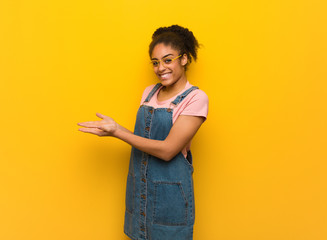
top-left (158, 61), bottom-right (166, 71)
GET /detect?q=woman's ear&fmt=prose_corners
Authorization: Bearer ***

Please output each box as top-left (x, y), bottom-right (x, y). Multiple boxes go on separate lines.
top-left (181, 53), bottom-right (188, 66)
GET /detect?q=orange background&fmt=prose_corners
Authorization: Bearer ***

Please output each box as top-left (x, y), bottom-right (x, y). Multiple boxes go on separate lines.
top-left (0, 0), bottom-right (326, 239)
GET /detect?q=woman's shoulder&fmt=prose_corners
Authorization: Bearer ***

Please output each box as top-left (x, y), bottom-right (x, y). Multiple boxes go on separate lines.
top-left (178, 85), bottom-right (209, 119)
top-left (141, 84), bottom-right (160, 97)
top-left (143, 84), bottom-right (158, 93)
top-left (193, 88), bottom-right (208, 97)
top-left (140, 84), bottom-right (161, 104)
top-left (187, 84), bottom-right (209, 103)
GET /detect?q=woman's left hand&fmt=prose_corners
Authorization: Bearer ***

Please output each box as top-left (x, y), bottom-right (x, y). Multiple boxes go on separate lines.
top-left (77, 113), bottom-right (118, 136)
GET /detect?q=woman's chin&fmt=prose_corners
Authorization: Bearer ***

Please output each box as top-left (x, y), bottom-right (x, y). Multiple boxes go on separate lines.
top-left (158, 78), bottom-right (171, 85)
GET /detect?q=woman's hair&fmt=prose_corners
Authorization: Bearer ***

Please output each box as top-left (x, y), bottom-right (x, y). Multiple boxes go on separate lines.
top-left (149, 25), bottom-right (199, 70)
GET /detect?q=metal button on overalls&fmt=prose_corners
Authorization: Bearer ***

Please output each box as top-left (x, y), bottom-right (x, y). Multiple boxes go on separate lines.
top-left (124, 83), bottom-right (198, 240)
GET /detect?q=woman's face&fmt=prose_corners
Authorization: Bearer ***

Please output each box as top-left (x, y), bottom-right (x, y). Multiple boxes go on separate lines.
top-left (150, 43), bottom-right (188, 87)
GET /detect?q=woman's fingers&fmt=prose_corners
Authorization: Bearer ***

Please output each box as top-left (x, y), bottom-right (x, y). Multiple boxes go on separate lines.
top-left (78, 127), bottom-right (107, 136)
top-left (96, 112), bottom-right (108, 120)
top-left (78, 113), bottom-right (116, 135)
top-left (77, 121), bottom-right (100, 128)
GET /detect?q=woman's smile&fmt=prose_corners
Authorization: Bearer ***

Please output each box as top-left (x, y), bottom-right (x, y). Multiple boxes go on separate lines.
top-left (158, 72), bottom-right (172, 80)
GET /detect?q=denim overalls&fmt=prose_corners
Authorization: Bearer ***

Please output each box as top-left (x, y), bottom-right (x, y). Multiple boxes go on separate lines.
top-left (124, 83), bottom-right (199, 240)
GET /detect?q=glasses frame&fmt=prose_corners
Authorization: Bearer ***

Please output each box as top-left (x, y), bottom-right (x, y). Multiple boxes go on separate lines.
top-left (151, 54), bottom-right (182, 68)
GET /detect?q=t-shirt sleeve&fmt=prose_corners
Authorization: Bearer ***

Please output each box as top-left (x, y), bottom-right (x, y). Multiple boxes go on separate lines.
top-left (180, 90), bottom-right (209, 120)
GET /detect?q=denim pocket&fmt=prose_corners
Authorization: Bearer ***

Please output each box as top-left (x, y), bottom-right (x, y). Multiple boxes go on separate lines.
top-left (125, 174), bottom-right (135, 214)
top-left (180, 152), bottom-right (194, 171)
top-left (153, 182), bottom-right (188, 226)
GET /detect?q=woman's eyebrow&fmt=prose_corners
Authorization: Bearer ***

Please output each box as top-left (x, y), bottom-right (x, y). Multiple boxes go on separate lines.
top-left (151, 54), bottom-right (173, 60)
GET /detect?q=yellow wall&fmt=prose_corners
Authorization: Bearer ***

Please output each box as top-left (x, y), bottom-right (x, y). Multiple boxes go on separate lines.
top-left (1, 0), bottom-right (326, 239)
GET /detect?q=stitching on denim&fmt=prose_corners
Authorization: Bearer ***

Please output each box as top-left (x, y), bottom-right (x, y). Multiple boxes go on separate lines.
top-left (129, 148), bottom-right (135, 176)
top-left (171, 86), bottom-right (199, 106)
top-left (144, 83), bottom-right (161, 103)
top-left (148, 109), bottom-right (153, 140)
top-left (143, 155), bottom-right (149, 239)
top-left (124, 229), bottom-right (137, 240)
top-left (138, 154), bottom-right (147, 239)
top-left (126, 174), bottom-right (135, 214)
top-left (138, 105), bottom-right (154, 239)
top-left (188, 175), bottom-right (194, 222)
top-left (152, 181), bottom-right (188, 226)
top-left (179, 152), bottom-right (194, 170)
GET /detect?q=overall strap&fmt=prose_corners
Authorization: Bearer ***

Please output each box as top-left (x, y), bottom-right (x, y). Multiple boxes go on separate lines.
top-left (143, 83), bottom-right (162, 103)
top-left (171, 86), bottom-right (199, 106)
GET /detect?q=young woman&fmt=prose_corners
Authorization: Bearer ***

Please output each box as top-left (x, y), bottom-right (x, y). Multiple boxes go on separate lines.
top-left (78, 25), bottom-right (208, 240)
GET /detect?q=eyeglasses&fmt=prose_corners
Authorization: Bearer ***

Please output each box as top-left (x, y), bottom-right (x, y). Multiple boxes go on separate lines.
top-left (150, 55), bottom-right (182, 68)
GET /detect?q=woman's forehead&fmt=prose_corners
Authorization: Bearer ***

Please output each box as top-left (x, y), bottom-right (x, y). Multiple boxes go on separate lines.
top-left (151, 43), bottom-right (179, 58)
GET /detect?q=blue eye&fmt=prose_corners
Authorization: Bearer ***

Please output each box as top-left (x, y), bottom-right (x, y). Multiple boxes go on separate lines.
top-left (152, 61), bottom-right (159, 67)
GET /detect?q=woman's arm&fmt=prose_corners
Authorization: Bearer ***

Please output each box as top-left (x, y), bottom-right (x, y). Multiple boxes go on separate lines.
top-left (77, 113), bottom-right (204, 161)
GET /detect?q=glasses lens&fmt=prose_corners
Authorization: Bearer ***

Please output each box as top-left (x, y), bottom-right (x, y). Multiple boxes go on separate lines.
top-left (152, 61), bottom-right (159, 67)
top-left (163, 58), bottom-right (172, 65)
top-left (151, 55), bottom-right (180, 68)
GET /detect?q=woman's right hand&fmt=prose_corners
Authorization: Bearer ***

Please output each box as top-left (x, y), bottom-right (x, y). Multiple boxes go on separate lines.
top-left (77, 113), bottom-right (119, 137)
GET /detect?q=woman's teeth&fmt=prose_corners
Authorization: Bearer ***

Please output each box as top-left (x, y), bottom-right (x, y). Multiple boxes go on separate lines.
top-left (160, 73), bottom-right (171, 79)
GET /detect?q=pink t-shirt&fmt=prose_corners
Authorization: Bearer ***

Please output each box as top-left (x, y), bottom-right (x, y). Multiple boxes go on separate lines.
top-left (140, 81), bottom-right (209, 158)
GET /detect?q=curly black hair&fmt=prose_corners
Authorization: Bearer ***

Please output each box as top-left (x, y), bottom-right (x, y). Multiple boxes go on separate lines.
top-left (149, 25), bottom-right (199, 70)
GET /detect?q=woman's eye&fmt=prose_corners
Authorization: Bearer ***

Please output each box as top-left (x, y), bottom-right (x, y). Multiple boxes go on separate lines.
top-left (152, 61), bottom-right (159, 66)
top-left (164, 59), bottom-right (172, 64)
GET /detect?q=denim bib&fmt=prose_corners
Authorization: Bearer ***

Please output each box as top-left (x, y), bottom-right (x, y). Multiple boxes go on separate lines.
top-left (124, 83), bottom-right (199, 240)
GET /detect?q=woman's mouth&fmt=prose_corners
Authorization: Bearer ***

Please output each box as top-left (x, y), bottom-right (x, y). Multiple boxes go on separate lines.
top-left (159, 72), bottom-right (172, 80)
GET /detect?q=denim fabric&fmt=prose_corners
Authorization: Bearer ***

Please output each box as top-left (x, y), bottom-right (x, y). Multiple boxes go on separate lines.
top-left (124, 84), bottom-right (199, 240)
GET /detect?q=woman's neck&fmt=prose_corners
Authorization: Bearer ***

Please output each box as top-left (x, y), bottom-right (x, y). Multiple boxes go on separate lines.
top-left (162, 76), bottom-right (187, 94)
top-left (157, 76), bottom-right (188, 102)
